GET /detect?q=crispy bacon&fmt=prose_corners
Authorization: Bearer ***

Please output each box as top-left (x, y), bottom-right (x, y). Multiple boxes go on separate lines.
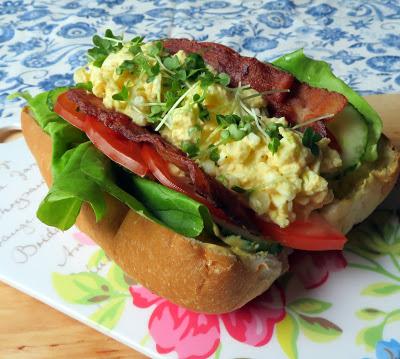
top-left (67, 89), bottom-right (259, 232)
top-left (163, 39), bottom-right (348, 134)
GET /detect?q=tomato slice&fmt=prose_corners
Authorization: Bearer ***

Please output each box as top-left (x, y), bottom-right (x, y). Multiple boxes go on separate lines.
top-left (86, 116), bottom-right (148, 177)
top-left (54, 91), bottom-right (86, 130)
top-left (54, 93), bottom-right (148, 177)
top-left (258, 213), bottom-right (347, 250)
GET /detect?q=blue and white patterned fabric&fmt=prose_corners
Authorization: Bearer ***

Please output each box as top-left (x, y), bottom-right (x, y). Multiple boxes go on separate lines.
top-left (1, 0), bottom-right (400, 127)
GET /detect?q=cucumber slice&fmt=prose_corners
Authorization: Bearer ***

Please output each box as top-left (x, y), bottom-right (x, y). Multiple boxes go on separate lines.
top-left (327, 105), bottom-right (368, 170)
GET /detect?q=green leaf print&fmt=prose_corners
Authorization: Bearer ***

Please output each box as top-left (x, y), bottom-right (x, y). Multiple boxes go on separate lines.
top-left (357, 323), bottom-right (384, 352)
top-left (347, 210), bottom-right (400, 256)
top-left (276, 313), bottom-right (299, 359)
top-left (361, 282), bottom-right (400, 296)
top-left (52, 272), bottom-right (112, 304)
top-left (289, 298), bottom-right (331, 315)
top-left (356, 308), bottom-right (386, 321)
top-left (87, 249), bottom-right (108, 270)
top-left (89, 297), bottom-right (127, 330)
top-left (297, 314), bottom-right (342, 343)
top-left (356, 309), bottom-right (400, 351)
top-left (107, 264), bottom-right (130, 292)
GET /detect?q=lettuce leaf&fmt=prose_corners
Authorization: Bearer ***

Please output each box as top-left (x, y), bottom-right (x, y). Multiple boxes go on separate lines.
top-left (37, 142), bottom-right (106, 229)
top-left (129, 176), bottom-right (213, 237)
top-left (273, 49), bottom-right (382, 162)
top-left (80, 145), bottom-right (212, 237)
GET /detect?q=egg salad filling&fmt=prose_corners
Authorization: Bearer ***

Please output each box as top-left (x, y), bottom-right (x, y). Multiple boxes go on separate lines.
top-left (75, 35), bottom-right (342, 228)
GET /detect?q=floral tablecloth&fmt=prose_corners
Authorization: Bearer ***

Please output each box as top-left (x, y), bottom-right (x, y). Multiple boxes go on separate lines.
top-left (1, 1), bottom-right (400, 359)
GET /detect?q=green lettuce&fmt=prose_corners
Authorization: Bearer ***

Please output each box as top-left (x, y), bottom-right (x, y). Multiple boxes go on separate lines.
top-left (273, 49), bottom-right (382, 162)
top-left (23, 89), bottom-right (212, 238)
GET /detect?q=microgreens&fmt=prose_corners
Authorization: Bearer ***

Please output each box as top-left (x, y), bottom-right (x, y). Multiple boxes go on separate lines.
top-left (128, 36), bottom-right (144, 55)
top-left (163, 56), bottom-right (181, 71)
top-left (88, 29), bottom-right (123, 67)
top-left (75, 81), bottom-right (93, 92)
top-left (147, 41), bottom-right (163, 57)
top-left (116, 60), bottom-right (137, 75)
top-left (302, 127), bottom-right (322, 156)
top-left (208, 145), bottom-right (220, 163)
top-left (148, 105), bottom-right (163, 123)
top-left (214, 114), bottom-right (253, 144)
top-left (264, 122), bottom-right (284, 154)
top-left (112, 85), bottom-right (129, 101)
top-left (231, 186), bottom-right (247, 194)
top-left (181, 141), bottom-right (199, 158)
top-left (268, 137), bottom-right (281, 154)
top-left (192, 93), bottom-right (209, 121)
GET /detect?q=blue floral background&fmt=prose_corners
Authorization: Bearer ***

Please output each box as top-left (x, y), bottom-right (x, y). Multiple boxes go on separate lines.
top-left (0, 1), bottom-right (400, 126)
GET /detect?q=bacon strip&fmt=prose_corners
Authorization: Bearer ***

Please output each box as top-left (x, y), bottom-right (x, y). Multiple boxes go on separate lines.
top-left (67, 89), bottom-right (259, 232)
top-left (163, 39), bottom-right (348, 133)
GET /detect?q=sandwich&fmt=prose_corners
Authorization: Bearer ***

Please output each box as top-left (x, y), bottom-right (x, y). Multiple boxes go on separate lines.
top-left (17, 30), bottom-right (399, 313)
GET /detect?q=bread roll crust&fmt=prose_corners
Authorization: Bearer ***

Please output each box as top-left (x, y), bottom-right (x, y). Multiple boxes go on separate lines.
top-left (321, 137), bottom-right (400, 233)
top-left (21, 108), bottom-right (286, 313)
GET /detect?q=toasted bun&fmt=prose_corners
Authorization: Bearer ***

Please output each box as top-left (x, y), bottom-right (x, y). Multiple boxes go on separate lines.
top-left (21, 108), bottom-right (287, 313)
top-left (321, 136), bottom-right (400, 233)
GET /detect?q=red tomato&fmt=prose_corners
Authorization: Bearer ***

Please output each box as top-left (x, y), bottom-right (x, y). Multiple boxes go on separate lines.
top-left (86, 116), bottom-right (148, 177)
top-left (54, 94), bottom-right (148, 177)
top-left (258, 213), bottom-right (347, 250)
top-left (54, 92), bottom-right (86, 130)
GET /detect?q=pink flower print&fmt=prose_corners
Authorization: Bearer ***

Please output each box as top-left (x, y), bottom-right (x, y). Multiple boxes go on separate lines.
top-left (130, 286), bottom-right (220, 359)
top-left (289, 250), bottom-right (347, 289)
top-left (220, 284), bottom-right (285, 346)
top-left (72, 231), bottom-right (96, 246)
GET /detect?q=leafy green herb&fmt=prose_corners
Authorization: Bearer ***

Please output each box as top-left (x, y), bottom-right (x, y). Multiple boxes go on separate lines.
top-left (75, 81), bottom-right (93, 92)
top-left (88, 29), bottom-right (123, 67)
top-left (128, 36), bottom-right (144, 55)
top-left (268, 137), bottom-right (281, 154)
top-left (163, 56), bottom-right (181, 71)
top-left (146, 63), bottom-right (160, 82)
top-left (216, 114), bottom-right (241, 126)
top-left (148, 105), bottom-right (163, 123)
top-left (265, 122), bottom-right (284, 138)
top-left (181, 141), bottom-right (199, 158)
top-left (199, 71), bottom-right (215, 89)
top-left (302, 127), bottom-right (322, 156)
top-left (192, 93), bottom-right (203, 103)
top-left (209, 145), bottom-right (220, 163)
top-left (228, 124), bottom-right (247, 141)
top-left (232, 186), bottom-right (247, 194)
top-left (192, 93), bottom-right (210, 122)
top-left (215, 114), bottom-right (252, 142)
top-left (147, 41), bottom-right (163, 57)
top-left (184, 53), bottom-right (206, 77)
top-left (112, 85), bottom-right (129, 101)
top-left (216, 72), bottom-right (230, 86)
top-left (116, 60), bottom-right (137, 75)
top-left (265, 122), bottom-right (284, 154)
top-left (199, 105), bottom-right (210, 121)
